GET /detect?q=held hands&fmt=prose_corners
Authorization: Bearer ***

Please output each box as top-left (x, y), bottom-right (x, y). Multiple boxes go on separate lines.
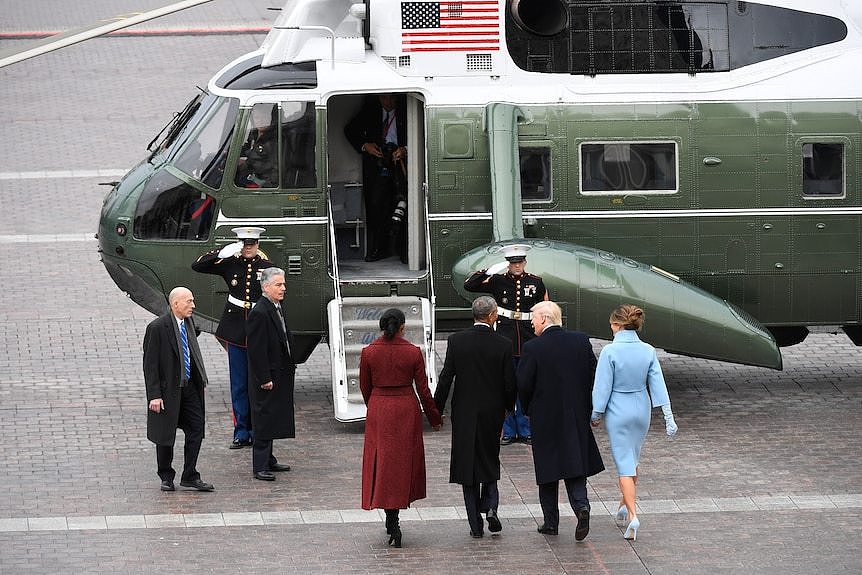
top-left (590, 410), bottom-right (602, 428)
top-left (485, 261), bottom-right (509, 276)
top-left (261, 381), bottom-right (273, 391)
top-left (218, 241), bottom-right (243, 259)
top-left (432, 415), bottom-right (444, 432)
top-left (661, 404), bottom-right (678, 437)
top-left (149, 398), bottom-right (164, 413)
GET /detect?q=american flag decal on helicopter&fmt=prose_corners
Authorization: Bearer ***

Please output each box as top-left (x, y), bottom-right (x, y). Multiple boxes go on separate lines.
top-left (401, 1), bottom-right (500, 52)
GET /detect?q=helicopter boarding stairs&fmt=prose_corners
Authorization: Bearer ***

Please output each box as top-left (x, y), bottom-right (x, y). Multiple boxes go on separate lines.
top-left (326, 192), bottom-right (436, 422)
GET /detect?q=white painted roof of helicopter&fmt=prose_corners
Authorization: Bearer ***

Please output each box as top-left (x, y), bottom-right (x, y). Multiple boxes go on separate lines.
top-left (207, 0), bottom-right (862, 107)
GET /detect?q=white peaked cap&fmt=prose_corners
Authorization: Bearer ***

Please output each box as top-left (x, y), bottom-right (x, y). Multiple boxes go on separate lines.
top-left (231, 226), bottom-right (266, 241)
top-left (501, 243), bottom-right (531, 261)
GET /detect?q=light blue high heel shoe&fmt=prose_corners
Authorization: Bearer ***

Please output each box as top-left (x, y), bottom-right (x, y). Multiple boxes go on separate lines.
top-left (624, 516), bottom-right (639, 541)
top-left (615, 506), bottom-right (628, 522)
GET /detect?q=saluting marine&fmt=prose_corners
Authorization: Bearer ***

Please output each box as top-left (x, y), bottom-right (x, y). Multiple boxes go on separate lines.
top-left (192, 226), bottom-right (274, 448)
top-left (464, 244), bottom-right (549, 445)
top-left (464, 244), bottom-right (549, 356)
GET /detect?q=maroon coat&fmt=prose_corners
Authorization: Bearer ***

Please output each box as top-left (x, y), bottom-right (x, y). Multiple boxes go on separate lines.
top-left (360, 335), bottom-right (442, 510)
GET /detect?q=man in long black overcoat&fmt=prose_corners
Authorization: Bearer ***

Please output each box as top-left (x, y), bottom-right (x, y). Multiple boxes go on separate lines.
top-left (517, 301), bottom-right (605, 541)
top-left (143, 287), bottom-right (213, 492)
top-left (434, 296), bottom-right (516, 538)
top-left (246, 267), bottom-right (296, 481)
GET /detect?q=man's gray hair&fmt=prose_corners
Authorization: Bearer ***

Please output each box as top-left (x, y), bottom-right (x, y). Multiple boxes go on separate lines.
top-left (260, 267), bottom-right (285, 287)
top-left (472, 295), bottom-right (497, 320)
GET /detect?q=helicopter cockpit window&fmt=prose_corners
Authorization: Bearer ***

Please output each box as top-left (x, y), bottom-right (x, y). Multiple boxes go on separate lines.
top-left (580, 142), bottom-right (677, 195)
top-left (236, 103), bottom-right (279, 189)
top-left (234, 102), bottom-right (317, 189)
top-left (133, 170), bottom-right (215, 241)
top-left (519, 147), bottom-right (552, 202)
top-left (172, 96), bottom-right (238, 190)
top-left (280, 101), bottom-right (317, 188)
top-left (802, 143), bottom-right (844, 198)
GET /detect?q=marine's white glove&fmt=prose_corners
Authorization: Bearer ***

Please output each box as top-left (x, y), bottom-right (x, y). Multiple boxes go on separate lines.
top-left (485, 261), bottom-right (508, 276)
top-left (218, 241), bottom-right (243, 259)
top-left (661, 404), bottom-right (678, 437)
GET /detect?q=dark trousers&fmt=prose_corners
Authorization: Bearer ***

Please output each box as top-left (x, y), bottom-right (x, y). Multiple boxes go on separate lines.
top-left (538, 476), bottom-right (589, 529)
top-left (462, 481), bottom-right (499, 535)
top-left (227, 344), bottom-right (251, 441)
top-left (156, 382), bottom-right (204, 483)
top-left (252, 438), bottom-right (281, 473)
top-left (364, 174), bottom-right (395, 256)
top-left (503, 356), bottom-right (531, 439)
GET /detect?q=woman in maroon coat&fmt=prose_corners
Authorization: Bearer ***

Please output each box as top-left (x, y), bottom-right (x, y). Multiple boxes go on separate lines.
top-left (360, 308), bottom-right (442, 548)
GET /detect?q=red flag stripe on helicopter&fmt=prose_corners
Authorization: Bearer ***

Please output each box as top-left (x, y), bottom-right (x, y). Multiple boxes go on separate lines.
top-left (401, 1), bottom-right (500, 52)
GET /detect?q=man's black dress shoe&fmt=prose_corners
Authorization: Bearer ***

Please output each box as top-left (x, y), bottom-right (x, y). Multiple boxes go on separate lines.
top-left (537, 524), bottom-right (558, 535)
top-left (230, 438), bottom-right (252, 449)
top-left (470, 530), bottom-right (484, 538)
top-left (575, 508), bottom-right (590, 541)
top-left (254, 471), bottom-right (275, 481)
top-left (180, 478), bottom-right (214, 492)
top-left (160, 480), bottom-right (175, 492)
top-left (269, 463), bottom-right (291, 472)
top-left (486, 509), bottom-right (502, 533)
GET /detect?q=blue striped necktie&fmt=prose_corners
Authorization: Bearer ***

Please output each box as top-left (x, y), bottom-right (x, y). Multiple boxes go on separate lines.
top-left (179, 321), bottom-right (191, 380)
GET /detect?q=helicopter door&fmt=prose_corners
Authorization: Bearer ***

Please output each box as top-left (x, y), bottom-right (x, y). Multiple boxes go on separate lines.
top-left (326, 93), bottom-right (426, 277)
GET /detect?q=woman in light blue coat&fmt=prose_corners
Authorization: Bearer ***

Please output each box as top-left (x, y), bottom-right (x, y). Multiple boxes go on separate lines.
top-left (591, 305), bottom-right (677, 541)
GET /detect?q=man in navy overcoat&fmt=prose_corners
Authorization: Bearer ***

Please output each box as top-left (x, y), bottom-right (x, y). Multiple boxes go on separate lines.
top-left (517, 301), bottom-right (604, 541)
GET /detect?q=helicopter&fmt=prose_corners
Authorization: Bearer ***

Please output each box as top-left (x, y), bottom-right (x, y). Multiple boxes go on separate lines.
top-left (5, 0), bottom-right (861, 421)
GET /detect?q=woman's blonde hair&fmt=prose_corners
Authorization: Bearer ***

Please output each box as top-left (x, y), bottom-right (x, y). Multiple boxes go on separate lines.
top-left (609, 304), bottom-right (644, 331)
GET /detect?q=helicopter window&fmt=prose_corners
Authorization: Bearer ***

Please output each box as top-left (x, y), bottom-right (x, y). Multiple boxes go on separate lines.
top-left (235, 102), bottom-right (317, 189)
top-left (173, 96), bottom-right (238, 189)
top-left (519, 147), bottom-right (552, 202)
top-left (580, 142), bottom-right (677, 195)
top-left (802, 143), bottom-right (844, 198)
top-left (133, 170), bottom-right (215, 241)
top-left (280, 101), bottom-right (317, 188)
top-left (235, 103), bottom-right (279, 189)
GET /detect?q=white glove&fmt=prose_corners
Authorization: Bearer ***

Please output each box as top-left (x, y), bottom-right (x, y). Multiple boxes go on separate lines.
top-left (485, 261), bottom-right (508, 276)
top-left (661, 404), bottom-right (678, 437)
top-left (218, 241), bottom-right (243, 259)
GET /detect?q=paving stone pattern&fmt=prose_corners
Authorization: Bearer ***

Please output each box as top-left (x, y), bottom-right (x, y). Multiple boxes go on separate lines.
top-left (1, 2), bottom-right (861, 573)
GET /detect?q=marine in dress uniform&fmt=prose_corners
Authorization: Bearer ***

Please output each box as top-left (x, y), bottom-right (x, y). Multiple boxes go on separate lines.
top-left (464, 244), bottom-right (548, 444)
top-left (191, 226), bottom-right (274, 448)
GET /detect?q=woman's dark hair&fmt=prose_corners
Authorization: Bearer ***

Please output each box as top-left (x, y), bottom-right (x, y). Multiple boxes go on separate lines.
top-left (379, 308), bottom-right (405, 339)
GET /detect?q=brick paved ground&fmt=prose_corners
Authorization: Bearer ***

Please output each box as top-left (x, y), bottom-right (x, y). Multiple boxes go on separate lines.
top-left (1, 2), bottom-right (861, 574)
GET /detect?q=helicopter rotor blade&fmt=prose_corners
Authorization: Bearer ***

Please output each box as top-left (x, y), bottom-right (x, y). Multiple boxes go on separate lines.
top-left (0, 0), bottom-right (215, 69)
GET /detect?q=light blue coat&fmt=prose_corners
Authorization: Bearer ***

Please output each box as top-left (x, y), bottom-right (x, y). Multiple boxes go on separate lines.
top-left (592, 329), bottom-right (670, 476)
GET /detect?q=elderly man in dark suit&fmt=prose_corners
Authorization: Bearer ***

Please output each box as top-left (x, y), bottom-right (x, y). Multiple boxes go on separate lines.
top-left (143, 286), bottom-right (214, 492)
top-left (517, 301), bottom-right (604, 541)
top-left (434, 296), bottom-right (516, 538)
top-left (246, 267), bottom-right (296, 481)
